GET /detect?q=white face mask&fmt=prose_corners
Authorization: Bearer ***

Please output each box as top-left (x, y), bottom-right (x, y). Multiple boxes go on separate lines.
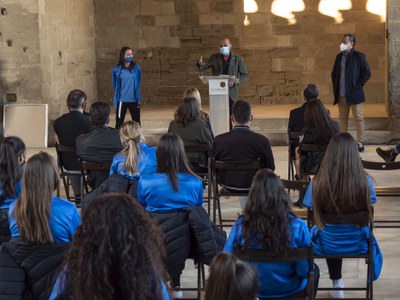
top-left (340, 43), bottom-right (348, 52)
top-left (220, 46), bottom-right (230, 56)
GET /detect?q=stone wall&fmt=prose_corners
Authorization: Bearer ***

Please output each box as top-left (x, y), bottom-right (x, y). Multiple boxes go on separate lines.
top-left (95, 0), bottom-right (386, 106)
top-left (0, 0), bottom-right (96, 121)
top-left (388, 0), bottom-right (400, 141)
top-left (38, 0), bottom-right (97, 120)
top-left (0, 1), bottom-right (42, 106)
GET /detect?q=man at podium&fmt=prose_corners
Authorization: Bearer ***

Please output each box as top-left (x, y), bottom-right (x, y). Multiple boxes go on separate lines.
top-left (198, 38), bottom-right (248, 128)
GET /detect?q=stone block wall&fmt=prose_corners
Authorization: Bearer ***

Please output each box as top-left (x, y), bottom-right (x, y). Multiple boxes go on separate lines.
top-left (95, 0), bottom-right (386, 106)
top-left (0, 0), bottom-right (96, 121)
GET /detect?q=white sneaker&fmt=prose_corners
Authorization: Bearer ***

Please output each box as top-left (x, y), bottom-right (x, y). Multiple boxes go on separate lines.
top-left (329, 278), bottom-right (344, 298)
top-left (172, 286), bottom-right (183, 299)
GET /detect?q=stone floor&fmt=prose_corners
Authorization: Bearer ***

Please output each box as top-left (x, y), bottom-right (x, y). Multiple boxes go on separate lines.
top-left (27, 143), bottom-right (400, 299)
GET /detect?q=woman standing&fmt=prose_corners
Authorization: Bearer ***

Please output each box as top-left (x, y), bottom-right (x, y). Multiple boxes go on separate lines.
top-left (112, 46), bottom-right (141, 129)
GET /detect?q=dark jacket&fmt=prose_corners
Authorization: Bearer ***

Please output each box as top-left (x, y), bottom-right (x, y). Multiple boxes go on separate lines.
top-left (0, 239), bottom-right (70, 300)
top-left (331, 49), bottom-right (371, 105)
top-left (83, 174), bottom-right (137, 208)
top-left (199, 52), bottom-right (248, 101)
top-left (151, 207), bottom-right (226, 283)
top-left (53, 111), bottom-right (92, 170)
top-left (300, 121), bottom-right (340, 174)
top-left (213, 125), bottom-right (275, 188)
top-left (76, 126), bottom-right (123, 188)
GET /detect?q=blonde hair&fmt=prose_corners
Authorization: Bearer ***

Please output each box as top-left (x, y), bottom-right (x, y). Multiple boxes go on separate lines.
top-left (14, 152), bottom-right (59, 244)
top-left (119, 121), bottom-right (143, 176)
top-left (183, 87), bottom-right (202, 109)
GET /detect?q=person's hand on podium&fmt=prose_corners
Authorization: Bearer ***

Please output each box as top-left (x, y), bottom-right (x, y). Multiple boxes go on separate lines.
top-left (198, 56), bottom-right (206, 66)
top-left (229, 81), bottom-right (235, 87)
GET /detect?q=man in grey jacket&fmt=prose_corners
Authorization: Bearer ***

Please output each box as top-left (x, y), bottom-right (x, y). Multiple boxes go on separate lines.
top-left (198, 38), bottom-right (248, 128)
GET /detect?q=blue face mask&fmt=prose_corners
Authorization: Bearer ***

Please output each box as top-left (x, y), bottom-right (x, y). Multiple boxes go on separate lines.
top-left (124, 56), bottom-right (133, 62)
top-left (220, 46), bottom-right (230, 56)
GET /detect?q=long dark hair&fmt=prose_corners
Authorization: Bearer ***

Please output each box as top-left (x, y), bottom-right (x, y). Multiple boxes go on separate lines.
top-left (205, 253), bottom-right (258, 300)
top-left (174, 97), bottom-right (204, 127)
top-left (156, 133), bottom-right (197, 192)
top-left (14, 152), bottom-right (59, 244)
top-left (0, 137), bottom-right (25, 203)
top-left (62, 193), bottom-right (166, 300)
top-left (304, 98), bottom-right (338, 143)
top-left (118, 46), bottom-right (135, 72)
top-left (242, 169), bottom-right (293, 255)
top-left (312, 132), bottom-right (371, 228)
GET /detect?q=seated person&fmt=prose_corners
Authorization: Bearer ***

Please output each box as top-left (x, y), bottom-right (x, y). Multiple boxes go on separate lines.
top-left (288, 83), bottom-right (319, 156)
top-left (213, 99), bottom-right (275, 209)
top-left (168, 97), bottom-right (213, 172)
top-left (53, 89), bottom-right (91, 197)
top-left (296, 98), bottom-right (339, 177)
top-left (76, 101), bottom-right (123, 188)
top-left (205, 253), bottom-right (258, 300)
top-left (137, 133), bottom-right (204, 295)
top-left (9, 152), bottom-right (81, 243)
top-left (110, 120), bottom-right (157, 181)
top-left (224, 169), bottom-right (319, 299)
top-left (50, 193), bottom-right (170, 300)
top-left (0, 137), bottom-right (25, 245)
top-left (304, 133), bottom-right (382, 298)
top-left (183, 87), bottom-right (212, 130)
top-left (137, 133), bottom-right (203, 212)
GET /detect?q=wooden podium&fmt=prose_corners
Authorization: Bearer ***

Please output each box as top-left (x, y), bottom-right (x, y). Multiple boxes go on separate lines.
top-left (199, 75), bottom-right (239, 136)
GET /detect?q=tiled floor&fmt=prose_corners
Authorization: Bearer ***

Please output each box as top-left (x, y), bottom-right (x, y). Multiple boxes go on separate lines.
top-left (30, 144), bottom-right (400, 299)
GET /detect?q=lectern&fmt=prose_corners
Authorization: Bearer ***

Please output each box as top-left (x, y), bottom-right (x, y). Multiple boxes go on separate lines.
top-left (199, 75), bottom-right (239, 136)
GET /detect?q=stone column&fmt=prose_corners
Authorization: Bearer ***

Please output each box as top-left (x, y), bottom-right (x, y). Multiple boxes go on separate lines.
top-left (388, 0), bottom-right (400, 142)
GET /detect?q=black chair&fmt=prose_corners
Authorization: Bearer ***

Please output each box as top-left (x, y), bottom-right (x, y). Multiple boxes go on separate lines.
top-left (312, 210), bottom-right (374, 300)
top-left (235, 244), bottom-right (315, 300)
top-left (211, 159), bottom-right (261, 227)
top-left (281, 178), bottom-right (310, 212)
top-left (184, 144), bottom-right (212, 216)
top-left (55, 143), bottom-right (81, 203)
top-left (288, 130), bottom-right (303, 180)
top-left (299, 143), bottom-right (328, 178)
top-left (361, 159), bottom-right (400, 228)
top-left (79, 160), bottom-right (112, 211)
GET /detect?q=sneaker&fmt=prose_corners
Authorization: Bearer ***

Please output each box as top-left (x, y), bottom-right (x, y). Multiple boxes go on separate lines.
top-left (172, 286), bottom-right (183, 299)
top-left (376, 147), bottom-right (398, 162)
top-left (358, 142), bottom-right (365, 153)
top-left (329, 278), bottom-right (344, 299)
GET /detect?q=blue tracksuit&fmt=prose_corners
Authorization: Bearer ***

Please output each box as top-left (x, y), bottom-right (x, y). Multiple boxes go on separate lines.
top-left (224, 215), bottom-right (311, 298)
top-left (137, 173), bottom-right (203, 212)
top-left (109, 142), bottom-right (157, 181)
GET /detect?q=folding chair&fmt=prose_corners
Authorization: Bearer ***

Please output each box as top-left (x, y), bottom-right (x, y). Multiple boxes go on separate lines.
top-left (79, 160), bottom-right (112, 211)
top-left (288, 130), bottom-right (303, 180)
top-left (184, 144), bottom-right (212, 216)
top-left (281, 178), bottom-right (310, 215)
top-left (299, 144), bottom-right (328, 178)
top-left (361, 159), bottom-right (400, 228)
top-left (235, 244), bottom-right (315, 300)
top-left (211, 159), bottom-right (261, 227)
top-left (55, 143), bottom-right (81, 203)
top-left (313, 211), bottom-right (374, 300)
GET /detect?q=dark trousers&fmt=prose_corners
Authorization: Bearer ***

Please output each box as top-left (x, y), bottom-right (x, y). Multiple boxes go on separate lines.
top-left (326, 258), bottom-right (342, 280)
top-left (115, 102), bottom-right (140, 129)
